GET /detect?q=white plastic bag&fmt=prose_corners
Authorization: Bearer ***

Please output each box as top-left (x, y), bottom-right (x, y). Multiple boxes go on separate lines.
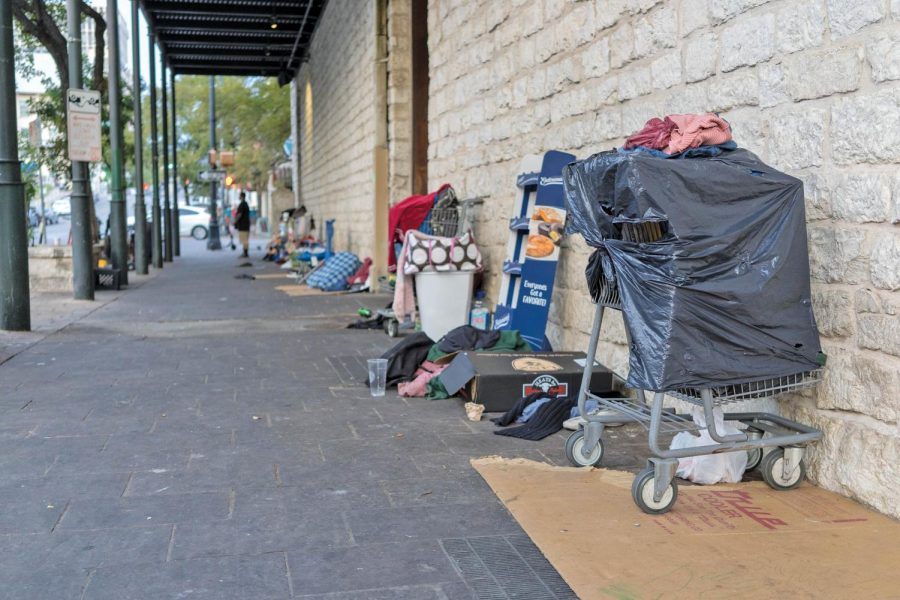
top-left (669, 407), bottom-right (748, 484)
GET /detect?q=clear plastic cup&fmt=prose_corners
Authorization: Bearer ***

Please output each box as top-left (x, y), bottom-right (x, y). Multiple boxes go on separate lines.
top-left (367, 358), bottom-right (388, 397)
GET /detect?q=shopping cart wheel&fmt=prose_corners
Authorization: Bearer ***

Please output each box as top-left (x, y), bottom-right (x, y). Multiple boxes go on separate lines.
top-left (760, 448), bottom-right (805, 490)
top-left (385, 319), bottom-right (400, 337)
top-left (631, 468), bottom-right (678, 514)
top-left (745, 447), bottom-right (763, 472)
top-left (565, 430), bottom-right (603, 467)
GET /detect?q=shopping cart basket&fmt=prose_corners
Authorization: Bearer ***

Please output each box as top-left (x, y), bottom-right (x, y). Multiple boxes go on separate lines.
top-left (565, 222), bottom-right (824, 514)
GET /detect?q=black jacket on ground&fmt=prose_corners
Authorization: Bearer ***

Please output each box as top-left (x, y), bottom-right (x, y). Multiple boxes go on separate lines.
top-left (493, 393), bottom-right (576, 441)
top-left (379, 332), bottom-right (435, 387)
top-left (436, 326), bottom-right (501, 354)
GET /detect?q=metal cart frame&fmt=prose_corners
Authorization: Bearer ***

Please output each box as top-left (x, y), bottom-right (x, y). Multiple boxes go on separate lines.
top-left (566, 238), bottom-right (823, 514)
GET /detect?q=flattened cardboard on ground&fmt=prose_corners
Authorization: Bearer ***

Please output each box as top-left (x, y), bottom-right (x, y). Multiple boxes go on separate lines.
top-left (439, 352), bottom-right (614, 412)
top-left (472, 457), bottom-right (900, 599)
top-left (275, 285), bottom-right (347, 297)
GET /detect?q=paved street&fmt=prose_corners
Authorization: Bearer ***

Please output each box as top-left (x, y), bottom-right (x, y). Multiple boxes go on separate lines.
top-left (0, 238), bottom-right (644, 599)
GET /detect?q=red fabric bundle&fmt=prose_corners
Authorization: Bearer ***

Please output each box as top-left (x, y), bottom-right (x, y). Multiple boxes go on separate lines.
top-left (347, 257), bottom-right (372, 286)
top-left (623, 117), bottom-right (677, 150)
top-left (387, 183), bottom-right (452, 269)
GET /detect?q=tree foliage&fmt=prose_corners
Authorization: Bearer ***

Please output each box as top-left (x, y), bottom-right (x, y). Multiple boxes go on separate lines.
top-left (13, 0), bottom-right (133, 181)
top-left (172, 76), bottom-right (291, 202)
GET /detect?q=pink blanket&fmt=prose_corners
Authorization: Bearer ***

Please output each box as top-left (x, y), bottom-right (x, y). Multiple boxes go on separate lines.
top-left (398, 361), bottom-right (448, 397)
top-left (665, 113), bottom-right (732, 154)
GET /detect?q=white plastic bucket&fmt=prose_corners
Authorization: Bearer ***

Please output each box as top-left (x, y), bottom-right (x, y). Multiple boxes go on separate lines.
top-left (415, 271), bottom-right (475, 341)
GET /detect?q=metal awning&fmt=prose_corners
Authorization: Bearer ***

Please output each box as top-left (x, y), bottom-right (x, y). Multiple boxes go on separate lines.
top-left (140, 0), bottom-right (326, 81)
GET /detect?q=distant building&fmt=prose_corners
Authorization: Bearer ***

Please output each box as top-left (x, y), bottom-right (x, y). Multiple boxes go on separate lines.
top-left (82, 2), bottom-right (131, 80)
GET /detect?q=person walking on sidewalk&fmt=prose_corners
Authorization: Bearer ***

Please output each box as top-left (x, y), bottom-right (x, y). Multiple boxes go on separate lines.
top-left (235, 192), bottom-right (251, 258)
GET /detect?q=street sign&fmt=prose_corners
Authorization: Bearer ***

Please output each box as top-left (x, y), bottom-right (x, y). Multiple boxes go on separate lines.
top-left (66, 89), bottom-right (101, 162)
top-left (199, 170), bottom-right (227, 182)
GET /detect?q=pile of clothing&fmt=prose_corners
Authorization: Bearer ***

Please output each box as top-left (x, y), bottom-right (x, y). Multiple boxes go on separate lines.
top-left (377, 325), bottom-right (530, 400)
top-left (490, 392), bottom-right (577, 441)
top-left (623, 112), bottom-right (735, 157)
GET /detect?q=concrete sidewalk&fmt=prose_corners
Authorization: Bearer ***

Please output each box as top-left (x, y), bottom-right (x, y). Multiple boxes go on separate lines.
top-left (0, 239), bottom-right (615, 599)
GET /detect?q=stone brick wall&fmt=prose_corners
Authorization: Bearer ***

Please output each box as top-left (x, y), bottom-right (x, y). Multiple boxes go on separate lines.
top-left (297, 0), bottom-right (378, 257)
top-left (427, 0), bottom-right (900, 516)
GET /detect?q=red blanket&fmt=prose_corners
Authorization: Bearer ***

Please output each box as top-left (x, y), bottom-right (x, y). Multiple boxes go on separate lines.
top-left (388, 183), bottom-right (452, 269)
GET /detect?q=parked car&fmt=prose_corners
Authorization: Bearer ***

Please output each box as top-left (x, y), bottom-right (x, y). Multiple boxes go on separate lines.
top-left (126, 206), bottom-right (219, 240)
top-left (177, 206), bottom-right (216, 240)
top-left (52, 197), bottom-right (71, 218)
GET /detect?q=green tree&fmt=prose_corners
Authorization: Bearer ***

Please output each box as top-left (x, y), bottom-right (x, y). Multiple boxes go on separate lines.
top-left (172, 76), bottom-right (291, 204)
top-left (14, 1), bottom-right (134, 240)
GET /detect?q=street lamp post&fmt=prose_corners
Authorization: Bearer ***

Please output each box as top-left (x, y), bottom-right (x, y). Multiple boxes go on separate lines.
top-left (161, 57), bottom-right (172, 262)
top-left (171, 70), bottom-right (180, 257)
top-left (148, 32), bottom-right (162, 268)
top-left (207, 76), bottom-right (221, 250)
top-left (107, 0), bottom-right (128, 284)
top-left (0, 0), bottom-right (30, 330)
top-left (67, 0), bottom-right (95, 299)
top-left (131, 0), bottom-right (147, 275)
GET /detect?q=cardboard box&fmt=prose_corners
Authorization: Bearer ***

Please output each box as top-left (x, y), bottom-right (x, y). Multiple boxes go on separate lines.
top-left (438, 351), bottom-right (614, 412)
top-left (473, 457), bottom-right (900, 600)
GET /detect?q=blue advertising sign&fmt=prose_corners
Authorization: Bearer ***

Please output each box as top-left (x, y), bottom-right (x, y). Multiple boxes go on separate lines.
top-left (494, 150), bottom-right (576, 350)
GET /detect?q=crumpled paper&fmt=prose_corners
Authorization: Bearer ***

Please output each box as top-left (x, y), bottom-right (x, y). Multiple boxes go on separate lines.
top-left (464, 402), bottom-right (485, 422)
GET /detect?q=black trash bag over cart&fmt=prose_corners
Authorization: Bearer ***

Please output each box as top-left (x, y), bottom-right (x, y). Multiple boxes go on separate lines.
top-left (563, 148), bottom-right (822, 391)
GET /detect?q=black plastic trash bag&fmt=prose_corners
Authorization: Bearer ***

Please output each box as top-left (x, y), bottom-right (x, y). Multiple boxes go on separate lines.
top-left (563, 148), bottom-right (822, 391)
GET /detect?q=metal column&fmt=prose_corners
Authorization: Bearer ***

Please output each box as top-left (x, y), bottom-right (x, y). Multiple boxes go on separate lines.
top-left (131, 0), bottom-right (147, 275)
top-left (0, 0), bottom-right (30, 330)
top-left (171, 70), bottom-right (180, 257)
top-left (206, 76), bottom-right (221, 250)
top-left (67, 0), bottom-right (94, 299)
top-left (161, 57), bottom-right (172, 262)
top-left (148, 32), bottom-right (162, 268)
top-left (107, 0), bottom-right (127, 284)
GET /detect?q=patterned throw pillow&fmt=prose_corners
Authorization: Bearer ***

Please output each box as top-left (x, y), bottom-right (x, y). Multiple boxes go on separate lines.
top-left (402, 231), bottom-right (482, 275)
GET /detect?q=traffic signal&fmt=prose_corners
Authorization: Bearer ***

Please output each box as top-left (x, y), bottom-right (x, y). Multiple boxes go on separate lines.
top-left (224, 175), bottom-right (234, 186)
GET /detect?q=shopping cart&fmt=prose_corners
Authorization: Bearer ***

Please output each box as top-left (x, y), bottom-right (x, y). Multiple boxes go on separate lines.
top-left (565, 222), bottom-right (824, 514)
top-left (382, 196), bottom-right (485, 337)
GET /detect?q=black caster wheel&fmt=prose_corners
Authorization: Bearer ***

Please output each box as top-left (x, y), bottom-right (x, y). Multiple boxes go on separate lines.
top-left (746, 447), bottom-right (763, 472)
top-left (631, 467), bottom-right (678, 514)
top-left (564, 429), bottom-right (604, 467)
top-left (385, 319), bottom-right (400, 337)
top-left (760, 448), bottom-right (805, 490)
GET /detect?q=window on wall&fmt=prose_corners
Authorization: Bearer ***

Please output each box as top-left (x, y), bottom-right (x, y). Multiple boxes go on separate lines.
top-left (19, 100), bottom-right (30, 117)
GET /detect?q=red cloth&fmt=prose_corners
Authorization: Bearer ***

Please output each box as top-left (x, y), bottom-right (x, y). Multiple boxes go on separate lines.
top-left (347, 257), bottom-right (372, 286)
top-left (665, 113), bottom-right (732, 154)
top-left (388, 183), bottom-right (452, 269)
top-left (623, 117), bottom-right (676, 150)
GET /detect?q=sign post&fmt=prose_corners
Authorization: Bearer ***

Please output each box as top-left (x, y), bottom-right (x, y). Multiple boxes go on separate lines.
top-left (66, 89), bottom-right (101, 163)
top-left (199, 170), bottom-right (227, 183)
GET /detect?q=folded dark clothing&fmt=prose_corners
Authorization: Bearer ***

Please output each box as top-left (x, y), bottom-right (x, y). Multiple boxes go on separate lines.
top-left (437, 325), bottom-right (501, 354)
top-left (378, 331), bottom-right (434, 387)
top-left (493, 397), bottom-right (576, 441)
top-left (491, 392), bottom-right (552, 427)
